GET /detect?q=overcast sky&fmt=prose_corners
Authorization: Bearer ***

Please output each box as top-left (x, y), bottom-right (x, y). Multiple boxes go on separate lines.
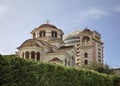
top-left (0, 0), bottom-right (120, 68)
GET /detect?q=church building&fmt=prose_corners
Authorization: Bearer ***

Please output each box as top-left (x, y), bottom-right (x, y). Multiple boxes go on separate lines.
top-left (64, 29), bottom-right (104, 67)
top-left (17, 22), bottom-right (104, 67)
top-left (17, 23), bottom-right (76, 67)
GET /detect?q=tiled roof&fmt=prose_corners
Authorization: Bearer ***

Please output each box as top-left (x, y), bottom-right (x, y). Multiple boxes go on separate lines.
top-left (18, 39), bottom-right (54, 50)
top-left (81, 28), bottom-right (91, 33)
top-left (38, 24), bottom-right (58, 29)
top-left (18, 39), bottom-right (40, 48)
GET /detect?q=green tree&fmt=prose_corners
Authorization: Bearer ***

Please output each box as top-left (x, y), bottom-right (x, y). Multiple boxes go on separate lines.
top-left (81, 62), bottom-right (114, 75)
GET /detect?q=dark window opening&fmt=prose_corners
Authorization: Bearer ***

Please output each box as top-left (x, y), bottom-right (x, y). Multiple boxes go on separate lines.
top-left (25, 51), bottom-right (29, 59)
top-left (68, 61), bottom-right (70, 66)
top-left (37, 52), bottom-right (40, 61)
top-left (31, 51), bottom-right (35, 59)
top-left (39, 31), bottom-right (46, 37)
top-left (82, 36), bottom-right (90, 43)
top-left (98, 59), bottom-right (101, 62)
top-left (52, 31), bottom-right (57, 38)
top-left (84, 52), bottom-right (88, 58)
top-left (65, 58), bottom-right (67, 66)
top-left (22, 52), bottom-right (24, 58)
top-left (84, 60), bottom-right (88, 65)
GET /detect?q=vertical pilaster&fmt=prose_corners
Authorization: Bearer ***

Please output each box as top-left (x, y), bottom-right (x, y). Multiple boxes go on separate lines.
top-left (29, 52), bottom-right (31, 59)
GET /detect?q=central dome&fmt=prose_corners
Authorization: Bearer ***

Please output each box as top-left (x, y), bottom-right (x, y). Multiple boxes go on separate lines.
top-left (39, 24), bottom-right (58, 29)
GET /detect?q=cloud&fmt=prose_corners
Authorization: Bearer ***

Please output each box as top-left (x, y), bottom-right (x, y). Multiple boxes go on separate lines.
top-left (81, 8), bottom-right (107, 19)
top-left (0, 2), bottom-right (9, 19)
top-left (74, 8), bottom-right (107, 23)
top-left (114, 6), bottom-right (120, 12)
top-left (90, 9), bottom-right (106, 18)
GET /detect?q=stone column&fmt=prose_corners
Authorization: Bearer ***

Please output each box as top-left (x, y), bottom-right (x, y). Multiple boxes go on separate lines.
top-left (37, 32), bottom-right (39, 38)
top-left (29, 52), bottom-right (31, 59)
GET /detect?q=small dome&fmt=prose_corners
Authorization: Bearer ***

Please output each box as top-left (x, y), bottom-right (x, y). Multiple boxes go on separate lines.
top-left (39, 24), bottom-right (58, 29)
top-left (82, 28), bottom-right (91, 32)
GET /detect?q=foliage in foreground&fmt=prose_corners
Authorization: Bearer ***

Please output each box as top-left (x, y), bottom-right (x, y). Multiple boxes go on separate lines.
top-left (0, 55), bottom-right (120, 86)
top-left (81, 62), bottom-right (115, 75)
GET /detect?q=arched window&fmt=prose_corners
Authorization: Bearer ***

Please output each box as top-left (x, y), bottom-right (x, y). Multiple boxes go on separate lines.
top-left (84, 52), bottom-right (88, 58)
top-left (43, 31), bottom-right (46, 37)
top-left (84, 60), bottom-right (88, 65)
top-left (25, 51), bottom-right (29, 59)
top-left (82, 36), bottom-right (90, 43)
top-left (52, 31), bottom-right (57, 38)
top-left (36, 52), bottom-right (40, 61)
top-left (31, 51), bottom-right (35, 59)
top-left (39, 31), bottom-right (46, 37)
top-left (39, 31), bottom-right (42, 37)
top-left (55, 32), bottom-right (57, 38)
top-left (65, 58), bottom-right (67, 66)
top-left (52, 31), bottom-right (54, 37)
top-left (22, 52), bottom-right (24, 58)
top-left (68, 61), bottom-right (70, 66)
top-left (98, 59), bottom-right (101, 62)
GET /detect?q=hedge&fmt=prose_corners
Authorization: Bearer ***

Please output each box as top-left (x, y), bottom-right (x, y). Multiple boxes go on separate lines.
top-left (0, 55), bottom-right (120, 86)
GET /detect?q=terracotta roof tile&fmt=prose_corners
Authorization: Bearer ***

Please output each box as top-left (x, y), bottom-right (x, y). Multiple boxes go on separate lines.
top-left (39, 24), bottom-right (57, 29)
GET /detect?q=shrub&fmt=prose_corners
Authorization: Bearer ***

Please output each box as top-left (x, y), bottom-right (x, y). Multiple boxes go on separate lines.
top-left (0, 55), bottom-right (120, 86)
